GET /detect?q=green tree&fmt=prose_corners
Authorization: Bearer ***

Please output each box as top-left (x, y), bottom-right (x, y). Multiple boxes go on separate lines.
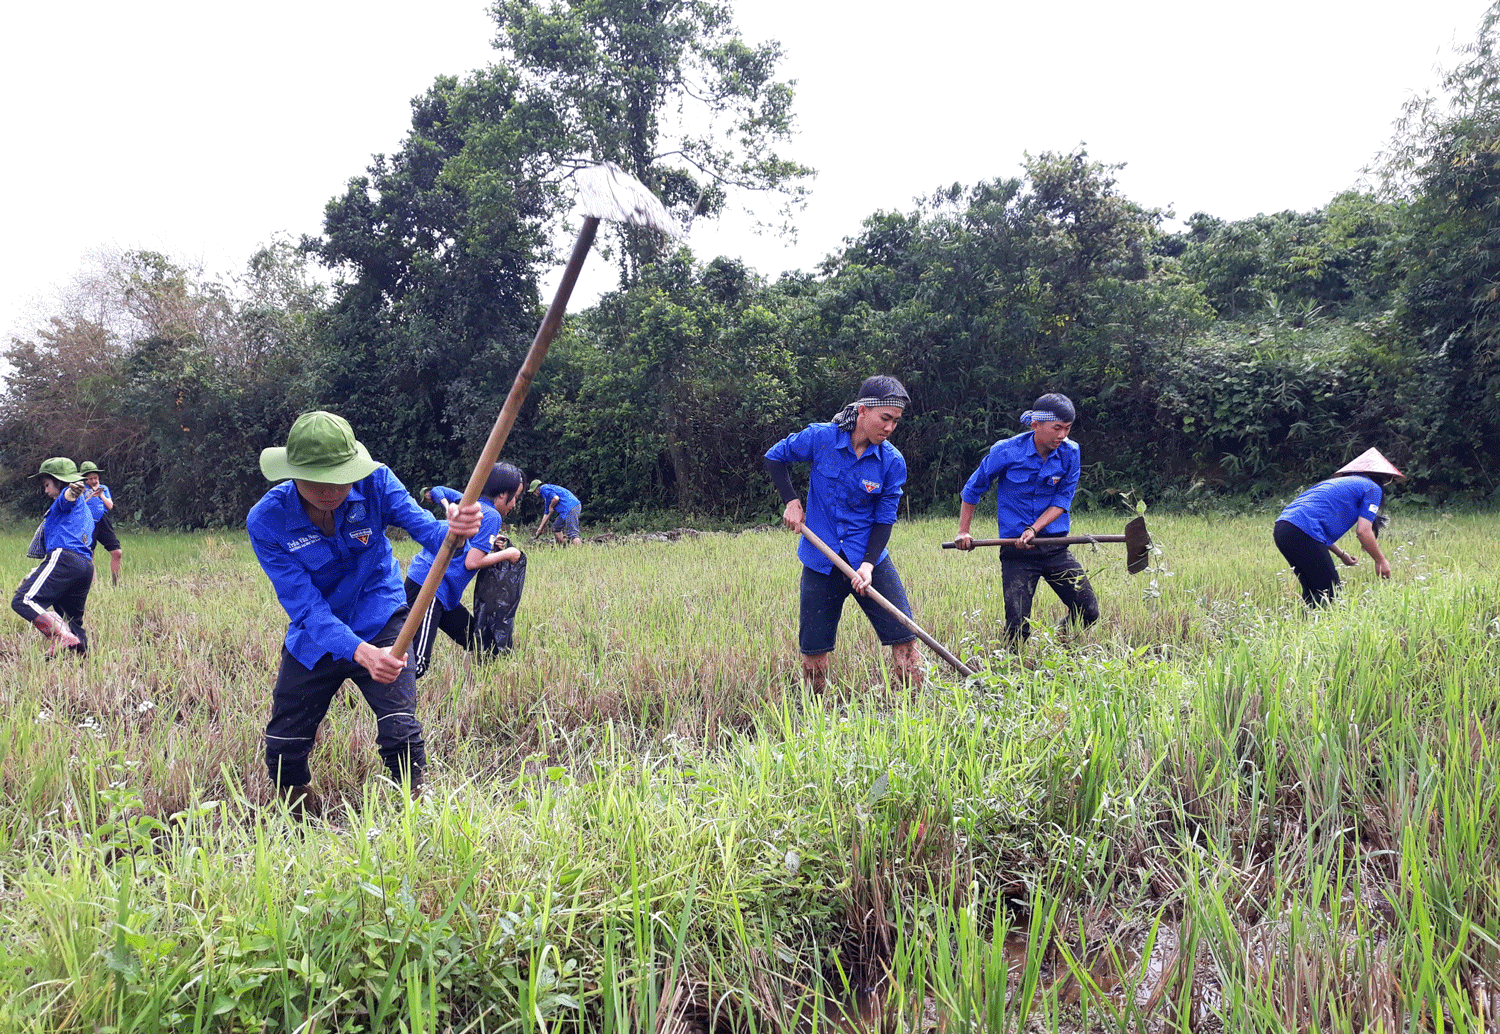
top-left (304, 70), bottom-right (558, 486)
top-left (535, 252), bottom-right (798, 514)
top-left (490, 0), bottom-right (813, 280)
top-left (1379, 1), bottom-right (1500, 491)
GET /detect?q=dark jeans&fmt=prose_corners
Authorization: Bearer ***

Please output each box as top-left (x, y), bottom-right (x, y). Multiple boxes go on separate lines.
top-left (12, 548), bottom-right (92, 654)
top-left (403, 577), bottom-right (475, 679)
top-left (1274, 519), bottom-right (1337, 606)
top-left (264, 609), bottom-right (425, 788)
top-left (1000, 543), bottom-right (1099, 643)
top-left (799, 556), bottom-right (917, 655)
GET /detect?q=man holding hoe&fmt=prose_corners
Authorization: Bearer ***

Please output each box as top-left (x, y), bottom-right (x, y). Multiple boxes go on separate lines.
top-left (763, 375), bottom-right (924, 692)
top-left (248, 411), bottom-right (482, 814)
top-left (952, 393), bottom-right (1100, 646)
top-left (529, 479), bottom-right (584, 546)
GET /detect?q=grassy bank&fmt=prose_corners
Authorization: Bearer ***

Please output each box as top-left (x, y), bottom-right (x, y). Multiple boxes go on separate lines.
top-left (0, 509), bottom-right (1495, 1031)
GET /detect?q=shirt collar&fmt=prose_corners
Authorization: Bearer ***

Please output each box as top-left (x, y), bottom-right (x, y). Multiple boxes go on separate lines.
top-left (277, 477), bottom-right (371, 531)
top-left (836, 426), bottom-right (885, 460)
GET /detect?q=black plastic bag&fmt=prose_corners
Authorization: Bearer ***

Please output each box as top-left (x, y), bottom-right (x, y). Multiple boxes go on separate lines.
top-left (471, 550), bottom-right (526, 654)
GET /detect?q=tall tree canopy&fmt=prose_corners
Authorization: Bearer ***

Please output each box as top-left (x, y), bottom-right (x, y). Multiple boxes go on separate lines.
top-left (490, 0), bottom-right (814, 279)
top-left (303, 70), bottom-right (560, 485)
top-left (1379, 0), bottom-right (1500, 491)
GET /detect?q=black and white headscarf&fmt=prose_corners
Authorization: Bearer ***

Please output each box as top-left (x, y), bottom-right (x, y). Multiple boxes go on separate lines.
top-left (832, 394), bottom-right (909, 432)
top-left (1020, 392), bottom-right (1076, 427)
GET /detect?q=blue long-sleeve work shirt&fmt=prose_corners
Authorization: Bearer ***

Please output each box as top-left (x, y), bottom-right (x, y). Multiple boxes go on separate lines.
top-left (406, 485), bottom-right (504, 609)
top-left (960, 433), bottom-right (1081, 538)
top-left (765, 421), bottom-right (906, 575)
top-left (1277, 475), bottom-right (1383, 545)
top-left (43, 492), bottom-right (96, 558)
top-left (537, 484), bottom-right (580, 518)
top-left (248, 466), bottom-right (456, 668)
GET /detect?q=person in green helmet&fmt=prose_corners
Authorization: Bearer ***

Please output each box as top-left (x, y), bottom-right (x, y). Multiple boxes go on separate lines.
top-left (12, 458), bottom-right (95, 657)
top-left (78, 462), bottom-right (123, 585)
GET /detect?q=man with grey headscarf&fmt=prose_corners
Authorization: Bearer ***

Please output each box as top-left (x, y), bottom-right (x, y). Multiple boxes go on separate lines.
top-left (764, 375), bottom-right (925, 692)
top-left (952, 393), bottom-right (1100, 645)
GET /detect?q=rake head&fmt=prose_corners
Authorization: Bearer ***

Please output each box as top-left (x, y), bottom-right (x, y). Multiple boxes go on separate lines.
top-left (576, 162), bottom-right (683, 236)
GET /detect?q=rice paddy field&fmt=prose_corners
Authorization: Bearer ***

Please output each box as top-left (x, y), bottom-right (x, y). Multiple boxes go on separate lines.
top-left (1, 507), bottom-right (1497, 1032)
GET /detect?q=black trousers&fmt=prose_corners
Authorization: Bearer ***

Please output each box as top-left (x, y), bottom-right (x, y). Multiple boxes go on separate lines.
top-left (403, 577), bottom-right (475, 679)
top-left (264, 609), bottom-right (425, 788)
top-left (1000, 544), bottom-right (1099, 643)
top-left (12, 548), bottom-right (93, 653)
top-left (1274, 519), bottom-right (1338, 606)
top-left (91, 512), bottom-right (121, 553)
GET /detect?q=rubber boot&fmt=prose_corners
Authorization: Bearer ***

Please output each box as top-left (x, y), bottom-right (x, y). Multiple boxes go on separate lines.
top-left (32, 614), bottom-right (81, 657)
top-left (276, 783), bottom-right (321, 819)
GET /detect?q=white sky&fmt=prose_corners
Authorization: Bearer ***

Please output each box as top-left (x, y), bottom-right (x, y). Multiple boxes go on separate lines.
top-left (2, 0), bottom-right (1491, 341)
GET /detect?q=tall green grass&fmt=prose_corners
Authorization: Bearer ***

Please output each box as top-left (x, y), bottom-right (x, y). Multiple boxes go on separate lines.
top-left (0, 509), bottom-right (1496, 1030)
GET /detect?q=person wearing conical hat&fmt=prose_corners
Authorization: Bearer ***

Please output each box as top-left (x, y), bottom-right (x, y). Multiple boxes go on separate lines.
top-left (1273, 448), bottom-right (1404, 607)
top-left (247, 411), bottom-right (483, 813)
top-left (11, 458), bottom-right (95, 657)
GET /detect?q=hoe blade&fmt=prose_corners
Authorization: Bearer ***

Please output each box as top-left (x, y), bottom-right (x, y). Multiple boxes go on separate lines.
top-left (1125, 515), bottom-right (1151, 575)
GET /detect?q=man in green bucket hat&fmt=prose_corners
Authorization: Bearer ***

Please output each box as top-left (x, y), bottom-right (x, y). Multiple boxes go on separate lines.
top-left (247, 411), bottom-right (482, 814)
top-left (12, 457), bottom-right (95, 657)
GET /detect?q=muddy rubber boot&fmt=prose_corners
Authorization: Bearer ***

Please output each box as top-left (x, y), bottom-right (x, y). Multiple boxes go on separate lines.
top-left (32, 614), bottom-right (81, 657)
top-left (277, 784), bottom-right (321, 819)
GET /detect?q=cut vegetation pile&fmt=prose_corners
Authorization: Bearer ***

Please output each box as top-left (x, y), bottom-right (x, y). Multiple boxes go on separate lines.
top-left (0, 511), bottom-right (1495, 1032)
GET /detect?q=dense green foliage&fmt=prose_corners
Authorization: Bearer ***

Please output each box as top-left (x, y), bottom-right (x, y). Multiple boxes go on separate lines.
top-left (5, 4), bottom-right (1500, 524)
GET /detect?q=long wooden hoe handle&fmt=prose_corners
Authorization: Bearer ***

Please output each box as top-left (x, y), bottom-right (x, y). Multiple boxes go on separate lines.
top-left (391, 217), bottom-right (601, 660)
top-left (797, 524), bottom-right (975, 678)
top-left (940, 534), bottom-right (1129, 549)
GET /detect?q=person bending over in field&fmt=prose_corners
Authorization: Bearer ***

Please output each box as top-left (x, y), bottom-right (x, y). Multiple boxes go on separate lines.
top-left (529, 479), bottom-right (584, 546)
top-left (405, 463), bottom-right (526, 676)
top-left (763, 375), bottom-right (925, 692)
top-left (1273, 448), bottom-right (1402, 607)
top-left (78, 462), bottom-right (123, 586)
top-left (12, 457), bottom-right (95, 658)
top-left (247, 411), bottom-right (482, 814)
top-left (952, 393), bottom-right (1099, 646)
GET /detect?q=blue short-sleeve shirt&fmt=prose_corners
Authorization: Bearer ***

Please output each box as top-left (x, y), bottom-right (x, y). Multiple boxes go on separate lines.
top-left (960, 433), bottom-right (1080, 538)
top-left (765, 421), bottom-right (906, 574)
top-left (537, 484), bottom-right (581, 518)
top-left (84, 484), bottom-right (112, 522)
top-left (406, 486), bottom-right (504, 609)
top-left (43, 492), bottom-right (96, 558)
top-left (247, 465), bottom-right (456, 668)
top-left (1278, 475), bottom-right (1383, 545)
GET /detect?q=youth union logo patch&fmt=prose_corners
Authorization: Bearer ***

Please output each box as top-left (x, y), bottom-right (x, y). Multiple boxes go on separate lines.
top-left (861, 479), bottom-right (880, 493)
top-left (348, 502), bottom-right (367, 522)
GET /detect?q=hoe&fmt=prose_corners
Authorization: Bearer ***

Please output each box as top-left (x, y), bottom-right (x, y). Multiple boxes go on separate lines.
top-left (940, 515), bottom-right (1153, 575)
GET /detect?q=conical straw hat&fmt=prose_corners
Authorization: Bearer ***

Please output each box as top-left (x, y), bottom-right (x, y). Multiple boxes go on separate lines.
top-left (1333, 447), bottom-right (1405, 481)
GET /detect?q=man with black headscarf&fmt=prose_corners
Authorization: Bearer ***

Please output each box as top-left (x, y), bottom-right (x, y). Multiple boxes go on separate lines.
top-left (952, 393), bottom-right (1100, 645)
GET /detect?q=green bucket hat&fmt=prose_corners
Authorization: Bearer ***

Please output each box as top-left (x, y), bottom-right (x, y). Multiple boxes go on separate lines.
top-left (260, 411), bottom-right (381, 483)
top-left (528, 479), bottom-right (542, 493)
top-left (31, 457), bottom-right (81, 482)
top-left (78, 461), bottom-right (102, 475)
